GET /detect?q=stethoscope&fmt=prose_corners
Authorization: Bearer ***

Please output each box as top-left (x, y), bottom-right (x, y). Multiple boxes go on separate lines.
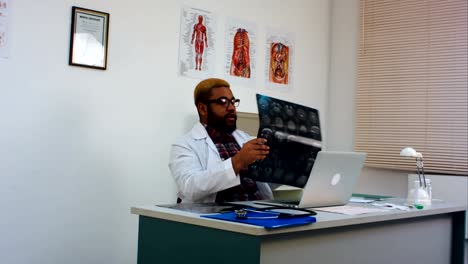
top-left (234, 208), bottom-right (281, 219)
top-left (234, 208), bottom-right (283, 219)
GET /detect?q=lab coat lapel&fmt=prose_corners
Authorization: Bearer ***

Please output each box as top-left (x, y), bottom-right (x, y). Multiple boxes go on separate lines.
top-left (190, 122), bottom-right (219, 156)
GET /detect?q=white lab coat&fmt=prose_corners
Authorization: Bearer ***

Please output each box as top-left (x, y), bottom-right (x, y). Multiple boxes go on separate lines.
top-left (169, 122), bottom-right (273, 203)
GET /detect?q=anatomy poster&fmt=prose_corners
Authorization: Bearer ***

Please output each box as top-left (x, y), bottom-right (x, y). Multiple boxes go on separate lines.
top-left (178, 6), bottom-right (216, 79)
top-left (0, 0), bottom-right (10, 58)
top-left (265, 30), bottom-right (295, 91)
top-left (224, 17), bottom-right (257, 86)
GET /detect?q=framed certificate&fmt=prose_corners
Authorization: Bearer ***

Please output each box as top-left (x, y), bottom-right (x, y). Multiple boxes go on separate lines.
top-left (69, 6), bottom-right (109, 70)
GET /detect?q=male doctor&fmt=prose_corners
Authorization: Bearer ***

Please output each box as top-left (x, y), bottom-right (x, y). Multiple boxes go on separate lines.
top-left (169, 78), bottom-right (273, 203)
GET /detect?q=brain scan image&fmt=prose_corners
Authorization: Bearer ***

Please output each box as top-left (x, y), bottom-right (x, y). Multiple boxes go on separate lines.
top-left (248, 94), bottom-right (322, 187)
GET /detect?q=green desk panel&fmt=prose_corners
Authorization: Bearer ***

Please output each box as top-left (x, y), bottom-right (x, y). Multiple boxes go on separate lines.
top-left (137, 216), bottom-right (261, 264)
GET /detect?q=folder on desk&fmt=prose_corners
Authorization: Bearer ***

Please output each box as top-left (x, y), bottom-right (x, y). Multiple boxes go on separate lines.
top-left (201, 211), bottom-right (316, 229)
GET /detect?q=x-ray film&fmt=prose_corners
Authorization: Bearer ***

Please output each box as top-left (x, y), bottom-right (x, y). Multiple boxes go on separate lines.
top-left (248, 94), bottom-right (322, 187)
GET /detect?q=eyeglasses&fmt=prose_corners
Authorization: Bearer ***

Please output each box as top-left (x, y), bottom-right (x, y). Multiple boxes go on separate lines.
top-left (205, 97), bottom-right (240, 108)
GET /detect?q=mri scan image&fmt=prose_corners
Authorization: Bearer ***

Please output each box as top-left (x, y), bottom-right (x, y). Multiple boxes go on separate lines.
top-left (248, 94), bottom-right (322, 187)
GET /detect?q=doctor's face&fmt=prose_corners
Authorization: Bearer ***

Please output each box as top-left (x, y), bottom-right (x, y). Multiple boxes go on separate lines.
top-left (205, 87), bottom-right (238, 133)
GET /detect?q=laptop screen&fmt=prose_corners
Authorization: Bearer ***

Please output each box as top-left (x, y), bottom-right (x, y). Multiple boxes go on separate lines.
top-left (247, 94), bottom-right (322, 187)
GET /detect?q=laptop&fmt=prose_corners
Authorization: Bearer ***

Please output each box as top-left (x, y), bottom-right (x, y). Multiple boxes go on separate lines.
top-left (254, 151), bottom-right (367, 208)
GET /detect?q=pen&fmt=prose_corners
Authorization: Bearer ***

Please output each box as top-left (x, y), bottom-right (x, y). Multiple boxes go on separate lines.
top-left (371, 203), bottom-right (411, 211)
top-left (243, 208), bottom-right (279, 215)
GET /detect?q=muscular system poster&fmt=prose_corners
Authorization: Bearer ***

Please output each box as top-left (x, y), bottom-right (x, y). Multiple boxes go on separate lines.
top-left (178, 6), bottom-right (216, 79)
top-left (224, 17), bottom-right (257, 86)
top-left (265, 30), bottom-right (295, 91)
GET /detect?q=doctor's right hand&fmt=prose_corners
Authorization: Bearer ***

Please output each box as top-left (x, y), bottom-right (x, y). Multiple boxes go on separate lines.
top-left (231, 138), bottom-right (269, 175)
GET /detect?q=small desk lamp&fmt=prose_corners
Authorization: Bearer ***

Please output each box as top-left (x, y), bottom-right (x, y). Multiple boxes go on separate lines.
top-left (400, 147), bottom-right (427, 187)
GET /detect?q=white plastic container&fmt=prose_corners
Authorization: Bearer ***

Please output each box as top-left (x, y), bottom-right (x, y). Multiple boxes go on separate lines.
top-left (407, 179), bottom-right (432, 205)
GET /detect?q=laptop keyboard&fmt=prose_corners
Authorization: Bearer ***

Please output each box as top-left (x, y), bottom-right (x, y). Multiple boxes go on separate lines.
top-left (266, 199), bottom-right (300, 205)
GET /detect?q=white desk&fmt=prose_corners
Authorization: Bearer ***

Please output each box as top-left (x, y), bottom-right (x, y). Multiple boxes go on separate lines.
top-left (131, 199), bottom-right (466, 264)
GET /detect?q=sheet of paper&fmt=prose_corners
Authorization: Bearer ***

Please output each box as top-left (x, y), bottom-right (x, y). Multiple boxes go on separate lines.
top-left (349, 197), bottom-right (376, 203)
top-left (314, 205), bottom-right (389, 215)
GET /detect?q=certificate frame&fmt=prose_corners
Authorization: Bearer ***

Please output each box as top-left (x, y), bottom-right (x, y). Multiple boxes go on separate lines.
top-left (69, 6), bottom-right (110, 70)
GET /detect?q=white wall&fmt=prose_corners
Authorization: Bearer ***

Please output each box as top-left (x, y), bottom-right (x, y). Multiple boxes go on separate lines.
top-left (0, 0), bottom-right (330, 263)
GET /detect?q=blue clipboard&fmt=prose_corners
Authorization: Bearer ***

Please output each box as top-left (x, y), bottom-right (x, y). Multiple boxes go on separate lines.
top-left (201, 211), bottom-right (316, 229)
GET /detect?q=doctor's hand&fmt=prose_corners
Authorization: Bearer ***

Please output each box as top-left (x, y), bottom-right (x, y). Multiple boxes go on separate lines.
top-left (231, 138), bottom-right (269, 175)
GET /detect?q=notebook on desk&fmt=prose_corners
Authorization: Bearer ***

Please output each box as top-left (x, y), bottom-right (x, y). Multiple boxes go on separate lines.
top-left (255, 151), bottom-right (367, 208)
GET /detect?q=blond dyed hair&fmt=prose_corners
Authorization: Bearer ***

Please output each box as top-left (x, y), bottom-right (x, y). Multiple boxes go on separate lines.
top-left (193, 78), bottom-right (230, 106)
